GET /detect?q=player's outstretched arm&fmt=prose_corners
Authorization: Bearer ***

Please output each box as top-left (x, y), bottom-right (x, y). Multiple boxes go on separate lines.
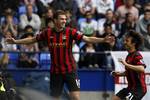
top-left (6, 37), bottom-right (37, 44)
top-left (82, 34), bottom-right (114, 44)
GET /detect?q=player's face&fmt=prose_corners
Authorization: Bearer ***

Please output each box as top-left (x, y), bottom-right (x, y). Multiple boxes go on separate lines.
top-left (123, 36), bottom-right (135, 50)
top-left (56, 15), bottom-right (67, 28)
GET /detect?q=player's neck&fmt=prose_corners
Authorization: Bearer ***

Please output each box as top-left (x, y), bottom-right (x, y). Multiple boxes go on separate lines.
top-left (55, 26), bottom-right (64, 32)
top-left (128, 48), bottom-right (136, 53)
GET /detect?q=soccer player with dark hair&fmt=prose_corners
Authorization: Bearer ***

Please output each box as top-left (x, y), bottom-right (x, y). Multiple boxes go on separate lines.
top-left (6, 10), bottom-right (114, 100)
top-left (112, 30), bottom-right (147, 100)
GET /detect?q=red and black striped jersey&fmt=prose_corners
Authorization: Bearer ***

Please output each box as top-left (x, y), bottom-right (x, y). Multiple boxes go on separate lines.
top-left (125, 51), bottom-right (147, 94)
top-left (36, 27), bottom-right (83, 74)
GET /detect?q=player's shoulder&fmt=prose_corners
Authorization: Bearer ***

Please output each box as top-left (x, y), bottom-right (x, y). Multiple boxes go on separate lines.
top-left (134, 51), bottom-right (142, 56)
top-left (65, 27), bottom-right (75, 31)
top-left (65, 27), bottom-right (76, 32)
top-left (40, 27), bottom-right (52, 32)
top-left (65, 27), bottom-right (83, 35)
top-left (134, 51), bottom-right (143, 59)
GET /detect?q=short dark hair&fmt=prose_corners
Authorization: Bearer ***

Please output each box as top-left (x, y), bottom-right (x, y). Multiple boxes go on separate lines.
top-left (53, 10), bottom-right (66, 19)
top-left (104, 23), bottom-right (112, 28)
top-left (24, 25), bottom-right (34, 31)
top-left (144, 9), bottom-right (150, 14)
top-left (20, 32), bottom-right (34, 39)
top-left (125, 30), bottom-right (143, 49)
top-left (106, 8), bottom-right (113, 13)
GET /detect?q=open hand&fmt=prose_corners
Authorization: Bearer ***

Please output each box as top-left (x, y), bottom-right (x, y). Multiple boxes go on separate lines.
top-left (5, 38), bottom-right (16, 44)
top-left (118, 58), bottom-right (127, 66)
top-left (104, 34), bottom-right (115, 43)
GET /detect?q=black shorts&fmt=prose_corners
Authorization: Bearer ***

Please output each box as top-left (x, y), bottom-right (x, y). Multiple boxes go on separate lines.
top-left (50, 72), bottom-right (80, 97)
top-left (116, 88), bottom-right (145, 100)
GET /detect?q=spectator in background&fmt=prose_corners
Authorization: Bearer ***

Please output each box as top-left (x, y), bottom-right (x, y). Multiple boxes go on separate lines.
top-left (139, 3), bottom-right (150, 20)
top-left (1, 9), bottom-right (18, 38)
top-left (97, 24), bottom-right (117, 69)
top-left (134, 0), bottom-right (150, 14)
top-left (19, 32), bottom-right (39, 52)
top-left (115, 0), bottom-right (139, 24)
top-left (0, 8), bottom-right (18, 26)
top-left (50, 0), bottom-right (78, 19)
top-left (0, 7), bottom-right (18, 40)
top-left (24, 25), bottom-right (35, 34)
top-left (117, 12), bottom-right (137, 50)
top-left (81, 42), bottom-right (99, 68)
top-left (119, 12), bottom-right (136, 39)
top-left (19, 4), bottom-right (41, 35)
top-left (19, 25), bottom-right (39, 52)
top-left (18, 25), bottom-right (39, 69)
top-left (79, 11), bottom-right (97, 36)
top-left (0, 30), bottom-right (18, 69)
top-left (18, 0), bottom-right (37, 16)
top-left (17, 32), bottom-right (39, 68)
top-left (65, 10), bottom-right (77, 28)
top-left (77, 0), bottom-right (96, 18)
top-left (97, 9), bottom-right (116, 36)
top-left (143, 3), bottom-right (150, 11)
top-left (0, 0), bottom-right (19, 17)
top-left (17, 52), bottom-right (39, 68)
top-left (97, 24), bottom-right (117, 51)
top-left (96, 0), bottom-right (114, 19)
top-left (50, 0), bottom-right (75, 12)
top-left (142, 24), bottom-right (150, 51)
top-left (41, 7), bottom-right (54, 29)
top-left (1, 30), bottom-right (18, 51)
top-left (35, 0), bottom-right (51, 17)
top-left (136, 9), bottom-right (150, 36)
top-left (39, 7), bottom-right (54, 51)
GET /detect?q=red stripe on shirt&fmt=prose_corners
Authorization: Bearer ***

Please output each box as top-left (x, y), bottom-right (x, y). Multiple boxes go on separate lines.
top-left (66, 27), bottom-right (73, 73)
top-left (59, 32), bottom-right (66, 74)
top-left (53, 32), bottom-right (59, 73)
top-left (47, 28), bottom-right (54, 73)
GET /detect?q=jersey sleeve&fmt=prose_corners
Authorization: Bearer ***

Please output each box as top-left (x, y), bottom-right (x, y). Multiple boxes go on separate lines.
top-left (70, 28), bottom-right (83, 42)
top-left (36, 29), bottom-right (48, 41)
top-left (134, 54), bottom-right (146, 68)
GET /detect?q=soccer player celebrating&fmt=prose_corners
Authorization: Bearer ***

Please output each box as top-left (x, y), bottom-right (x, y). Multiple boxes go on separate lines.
top-left (6, 10), bottom-right (114, 100)
top-left (112, 30), bottom-right (147, 100)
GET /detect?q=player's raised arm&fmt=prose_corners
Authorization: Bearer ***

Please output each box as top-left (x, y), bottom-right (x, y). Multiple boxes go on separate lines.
top-left (6, 37), bottom-right (37, 44)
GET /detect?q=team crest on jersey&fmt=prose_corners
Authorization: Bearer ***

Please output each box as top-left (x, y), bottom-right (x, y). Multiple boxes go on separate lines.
top-left (62, 35), bottom-right (66, 40)
top-left (76, 31), bottom-right (83, 35)
top-left (50, 36), bottom-right (54, 39)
